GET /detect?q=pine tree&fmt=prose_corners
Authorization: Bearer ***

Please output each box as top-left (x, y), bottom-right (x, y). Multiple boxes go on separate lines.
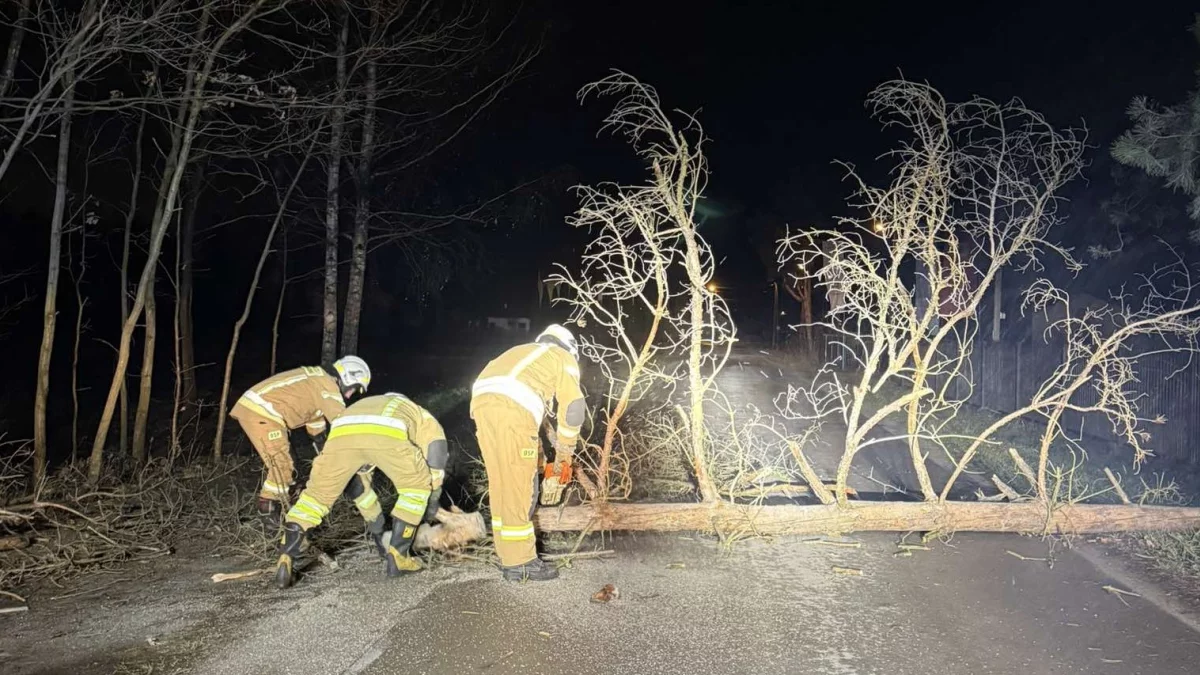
top-left (1111, 16), bottom-right (1200, 240)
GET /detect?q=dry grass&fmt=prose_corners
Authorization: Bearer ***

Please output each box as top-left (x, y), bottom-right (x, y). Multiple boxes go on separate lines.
top-left (1136, 529), bottom-right (1200, 577)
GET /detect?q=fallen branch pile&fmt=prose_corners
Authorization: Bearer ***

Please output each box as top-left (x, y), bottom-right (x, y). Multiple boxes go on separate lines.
top-left (0, 457), bottom-right (253, 593)
top-left (534, 501), bottom-right (1200, 535)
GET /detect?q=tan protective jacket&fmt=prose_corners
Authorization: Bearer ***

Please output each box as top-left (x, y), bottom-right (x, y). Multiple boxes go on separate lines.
top-left (230, 366), bottom-right (345, 436)
top-left (325, 393), bottom-right (448, 489)
top-left (471, 342), bottom-right (585, 442)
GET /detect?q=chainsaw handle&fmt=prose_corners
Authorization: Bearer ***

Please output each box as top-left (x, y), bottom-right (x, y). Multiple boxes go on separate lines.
top-left (542, 461), bottom-right (573, 483)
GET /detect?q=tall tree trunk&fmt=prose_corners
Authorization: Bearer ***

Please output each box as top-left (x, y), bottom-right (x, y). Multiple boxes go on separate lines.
top-left (33, 50), bottom-right (80, 484)
top-left (89, 0), bottom-right (269, 482)
top-left (132, 271), bottom-right (156, 464)
top-left (214, 146), bottom-right (316, 459)
top-left (170, 207), bottom-right (184, 464)
top-left (676, 210), bottom-right (720, 502)
top-left (684, 262), bottom-right (716, 502)
top-left (270, 228), bottom-right (288, 375)
top-left (69, 225), bottom-right (87, 462)
top-left (118, 104), bottom-right (149, 458)
top-left (342, 53), bottom-right (377, 356)
top-left (0, 0), bottom-right (30, 99)
top-left (992, 267), bottom-right (1002, 342)
top-left (178, 162), bottom-right (204, 409)
top-left (320, 10), bottom-right (349, 364)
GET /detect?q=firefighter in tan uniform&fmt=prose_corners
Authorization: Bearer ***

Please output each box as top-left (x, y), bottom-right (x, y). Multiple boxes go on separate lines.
top-left (471, 324), bottom-right (585, 581)
top-left (274, 393), bottom-right (450, 588)
top-left (229, 356), bottom-right (372, 528)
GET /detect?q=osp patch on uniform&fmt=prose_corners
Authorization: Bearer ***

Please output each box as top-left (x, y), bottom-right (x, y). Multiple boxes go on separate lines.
top-left (520, 447), bottom-right (536, 459)
top-left (403, 525), bottom-right (416, 539)
top-left (268, 430), bottom-right (284, 441)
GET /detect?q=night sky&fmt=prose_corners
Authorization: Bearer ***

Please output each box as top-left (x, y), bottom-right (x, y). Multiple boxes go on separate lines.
top-left (476, 0), bottom-right (1197, 297)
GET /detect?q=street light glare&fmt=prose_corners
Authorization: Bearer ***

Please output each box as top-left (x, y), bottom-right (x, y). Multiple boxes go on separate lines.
top-left (706, 282), bottom-right (718, 293)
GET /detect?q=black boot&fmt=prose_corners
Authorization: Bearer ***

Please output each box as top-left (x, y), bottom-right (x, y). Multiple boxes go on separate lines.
top-left (385, 520), bottom-right (421, 577)
top-left (366, 513), bottom-right (388, 559)
top-left (257, 498), bottom-right (282, 533)
top-left (501, 558), bottom-right (559, 582)
top-left (275, 522), bottom-right (305, 589)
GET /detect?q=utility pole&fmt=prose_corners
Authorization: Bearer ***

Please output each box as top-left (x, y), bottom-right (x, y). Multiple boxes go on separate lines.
top-left (992, 268), bottom-right (1002, 342)
top-left (772, 280), bottom-right (779, 348)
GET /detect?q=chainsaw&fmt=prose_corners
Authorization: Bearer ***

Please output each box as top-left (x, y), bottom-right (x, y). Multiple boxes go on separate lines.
top-left (540, 460), bottom-right (573, 506)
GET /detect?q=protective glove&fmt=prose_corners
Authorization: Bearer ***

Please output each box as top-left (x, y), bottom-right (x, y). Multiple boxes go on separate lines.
top-left (311, 430), bottom-right (328, 454)
top-left (422, 487), bottom-right (443, 524)
top-left (552, 438), bottom-right (576, 468)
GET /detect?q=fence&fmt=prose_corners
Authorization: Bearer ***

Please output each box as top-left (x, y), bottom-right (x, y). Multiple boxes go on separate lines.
top-left (962, 335), bottom-right (1200, 466)
top-left (813, 327), bottom-right (1200, 466)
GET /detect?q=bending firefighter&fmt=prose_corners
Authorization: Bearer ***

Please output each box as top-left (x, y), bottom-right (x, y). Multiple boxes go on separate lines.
top-left (229, 356), bottom-right (372, 528)
top-left (275, 393), bottom-right (450, 589)
top-left (471, 324), bottom-right (585, 581)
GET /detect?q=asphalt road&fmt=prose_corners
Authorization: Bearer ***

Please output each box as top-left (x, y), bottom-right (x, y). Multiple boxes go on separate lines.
top-left (345, 534), bottom-right (1200, 675)
top-left (5, 530), bottom-right (1199, 675)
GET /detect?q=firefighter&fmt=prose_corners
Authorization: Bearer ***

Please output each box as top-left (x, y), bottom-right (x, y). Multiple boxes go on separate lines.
top-left (470, 324), bottom-right (585, 581)
top-left (229, 356), bottom-right (372, 529)
top-left (274, 392), bottom-right (449, 589)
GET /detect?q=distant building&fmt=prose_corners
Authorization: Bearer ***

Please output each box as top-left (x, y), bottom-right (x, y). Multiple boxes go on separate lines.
top-left (485, 316), bottom-right (531, 333)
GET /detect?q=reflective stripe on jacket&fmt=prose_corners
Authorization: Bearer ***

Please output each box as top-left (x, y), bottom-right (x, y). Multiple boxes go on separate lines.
top-left (324, 394), bottom-right (447, 487)
top-left (232, 366), bottom-right (345, 434)
top-left (471, 342), bottom-right (585, 439)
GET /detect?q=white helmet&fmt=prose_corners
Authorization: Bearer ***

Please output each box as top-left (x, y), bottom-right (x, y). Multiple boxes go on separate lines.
top-left (333, 355), bottom-right (372, 393)
top-left (536, 323), bottom-right (578, 358)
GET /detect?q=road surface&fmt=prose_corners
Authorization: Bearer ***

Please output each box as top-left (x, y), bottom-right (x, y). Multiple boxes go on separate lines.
top-left (2, 531), bottom-right (1199, 674)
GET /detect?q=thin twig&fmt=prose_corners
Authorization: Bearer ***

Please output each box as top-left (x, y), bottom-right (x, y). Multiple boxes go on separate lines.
top-left (1104, 468), bottom-right (1131, 505)
top-left (1005, 550), bottom-right (1049, 562)
top-left (542, 549), bottom-right (614, 561)
top-left (802, 538), bottom-right (862, 549)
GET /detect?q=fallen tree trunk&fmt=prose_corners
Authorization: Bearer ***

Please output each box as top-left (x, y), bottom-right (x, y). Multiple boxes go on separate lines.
top-left (534, 501), bottom-right (1200, 535)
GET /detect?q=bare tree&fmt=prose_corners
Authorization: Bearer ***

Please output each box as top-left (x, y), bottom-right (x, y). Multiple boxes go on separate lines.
top-left (68, 207), bottom-right (94, 461)
top-left (117, 96), bottom-right (149, 458)
top-left (131, 262), bottom-right (156, 464)
top-left (269, 227), bottom-right (290, 375)
top-left (33, 0), bottom-right (99, 484)
top-left (777, 81), bottom-right (1087, 504)
top-left (87, 0), bottom-right (290, 482)
top-left (213, 137), bottom-right (319, 459)
top-left (549, 178), bottom-right (675, 501)
top-left (320, 8), bottom-right (349, 364)
top-left (539, 79), bottom-right (1200, 535)
top-left (177, 163), bottom-right (204, 411)
top-left (339, 6), bottom-right (377, 357)
top-left (340, 0), bottom-right (536, 354)
top-left (568, 73), bottom-right (735, 502)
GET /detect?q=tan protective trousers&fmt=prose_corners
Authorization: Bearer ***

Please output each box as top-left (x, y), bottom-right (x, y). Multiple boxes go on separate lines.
top-left (285, 443), bottom-right (433, 531)
top-left (472, 395), bottom-right (541, 567)
top-left (233, 409), bottom-right (293, 501)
